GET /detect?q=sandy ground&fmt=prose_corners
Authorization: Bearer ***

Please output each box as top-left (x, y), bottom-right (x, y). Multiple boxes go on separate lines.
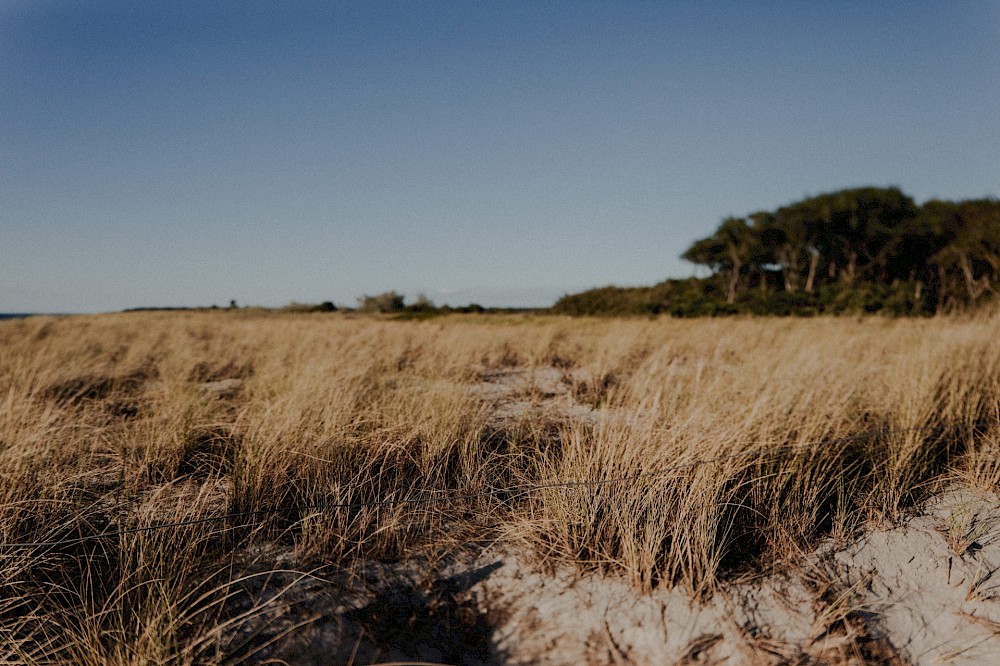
top-left (472, 488), bottom-right (1000, 665)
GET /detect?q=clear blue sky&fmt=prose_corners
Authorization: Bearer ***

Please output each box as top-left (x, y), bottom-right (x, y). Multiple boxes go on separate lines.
top-left (2, 1), bottom-right (998, 312)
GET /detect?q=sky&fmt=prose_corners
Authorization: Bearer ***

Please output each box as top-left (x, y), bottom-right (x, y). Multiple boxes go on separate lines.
top-left (2, 1), bottom-right (998, 312)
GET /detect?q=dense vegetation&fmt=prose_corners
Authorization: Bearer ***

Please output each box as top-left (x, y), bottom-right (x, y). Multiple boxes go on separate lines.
top-left (554, 188), bottom-right (1000, 316)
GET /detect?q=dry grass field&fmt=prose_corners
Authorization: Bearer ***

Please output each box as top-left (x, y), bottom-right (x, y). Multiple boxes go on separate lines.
top-left (2, 310), bottom-right (1000, 664)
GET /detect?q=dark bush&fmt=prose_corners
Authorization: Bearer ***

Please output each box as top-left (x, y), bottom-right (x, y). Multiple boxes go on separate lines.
top-left (358, 292), bottom-right (406, 313)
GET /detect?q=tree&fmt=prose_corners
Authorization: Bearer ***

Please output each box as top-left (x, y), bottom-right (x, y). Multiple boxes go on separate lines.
top-left (928, 199), bottom-right (1000, 308)
top-left (358, 291), bottom-right (406, 313)
top-left (764, 187), bottom-right (918, 291)
top-left (411, 293), bottom-right (435, 311)
top-left (682, 217), bottom-right (757, 303)
top-left (752, 209), bottom-right (810, 293)
top-left (677, 188), bottom-right (997, 315)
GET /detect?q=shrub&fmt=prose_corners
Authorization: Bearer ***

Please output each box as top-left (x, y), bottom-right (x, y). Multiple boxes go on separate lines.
top-left (358, 291), bottom-right (406, 313)
top-left (280, 301), bottom-right (338, 313)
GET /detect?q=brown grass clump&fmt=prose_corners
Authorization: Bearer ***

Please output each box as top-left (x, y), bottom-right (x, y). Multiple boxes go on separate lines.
top-left (1, 310), bottom-right (999, 661)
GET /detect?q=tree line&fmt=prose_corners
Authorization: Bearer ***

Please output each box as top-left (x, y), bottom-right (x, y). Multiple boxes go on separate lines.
top-left (555, 187), bottom-right (1000, 316)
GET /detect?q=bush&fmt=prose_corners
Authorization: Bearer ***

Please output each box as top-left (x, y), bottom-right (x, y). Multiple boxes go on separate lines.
top-left (280, 301), bottom-right (338, 313)
top-left (358, 292), bottom-right (406, 313)
top-left (553, 277), bottom-right (946, 317)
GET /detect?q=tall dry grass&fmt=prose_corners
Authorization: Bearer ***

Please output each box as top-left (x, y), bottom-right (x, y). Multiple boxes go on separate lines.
top-left (529, 316), bottom-right (1000, 594)
top-left (1, 310), bottom-right (999, 661)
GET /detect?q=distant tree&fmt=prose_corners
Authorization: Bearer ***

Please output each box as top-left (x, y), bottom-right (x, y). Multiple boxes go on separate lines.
top-left (799, 187), bottom-right (918, 286)
top-left (752, 209), bottom-right (809, 293)
top-left (282, 301), bottom-right (338, 313)
top-left (411, 293), bottom-right (435, 311)
top-left (358, 291), bottom-right (406, 313)
top-left (928, 199), bottom-right (1000, 308)
top-left (682, 216), bottom-right (757, 303)
top-left (586, 186), bottom-right (1000, 317)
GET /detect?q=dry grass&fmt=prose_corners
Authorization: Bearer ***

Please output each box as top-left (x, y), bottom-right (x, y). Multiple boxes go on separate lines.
top-left (2, 310), bottom-right (999, 662)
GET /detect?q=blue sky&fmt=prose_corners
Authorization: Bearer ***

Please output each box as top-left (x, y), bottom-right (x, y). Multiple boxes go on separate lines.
top-left (2, 1), bottom-right (998, 312)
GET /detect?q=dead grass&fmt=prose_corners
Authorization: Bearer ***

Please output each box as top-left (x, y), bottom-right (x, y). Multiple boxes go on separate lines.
top-left (1, 310), bottom-right (999, 662)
